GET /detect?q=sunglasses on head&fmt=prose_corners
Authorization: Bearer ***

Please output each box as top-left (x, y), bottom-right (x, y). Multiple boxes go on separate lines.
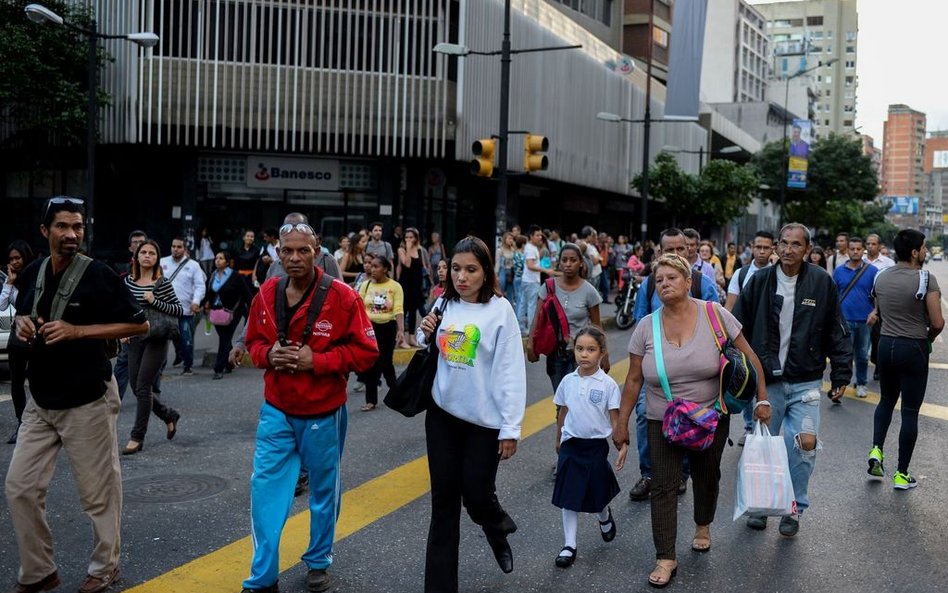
top-left (44, 197), bottom-right (84, 218)
top-left (279, 223), bottom-right (315, 236)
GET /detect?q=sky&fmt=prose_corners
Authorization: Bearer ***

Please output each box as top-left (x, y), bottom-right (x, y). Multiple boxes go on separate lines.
top-left (856, 0), bottom-right (948, 144)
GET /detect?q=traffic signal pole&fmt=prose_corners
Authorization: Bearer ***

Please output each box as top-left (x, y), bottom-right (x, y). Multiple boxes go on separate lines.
top-left (496, 0), bottom-right (512, 246)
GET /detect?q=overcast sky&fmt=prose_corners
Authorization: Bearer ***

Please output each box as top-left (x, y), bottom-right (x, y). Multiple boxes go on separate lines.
top-left (856, 0), bottom-right (948, 144)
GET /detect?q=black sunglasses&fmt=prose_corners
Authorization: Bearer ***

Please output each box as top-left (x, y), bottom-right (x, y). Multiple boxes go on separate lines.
top-left (44, 197), bottom-right (84, 219)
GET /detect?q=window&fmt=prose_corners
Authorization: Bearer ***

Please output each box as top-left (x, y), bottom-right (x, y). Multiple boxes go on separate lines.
top-left (806, 16), bottom-right (823, 26)
top-left (826, 90), bottom-right (831, 97)
top-left (845, 60), bottom-right (855, 69)
top-left (653, 26), bottom-right (669, 48)
top-left (811, 30), bottom-right (823, 39)
top-left (825, 119), bottom-right (831, 126)
top-left (846, 31), bottom-right (857, 41)
top-left (825, 75), bottom-right (832, 84)
top-left (826, 30), bottom-right (833, 39)
top-left (844, 120), bottom-right (853, 127)
top-left (846, 45), bottom-right (855, 54)
top-left (826, 44), bottom-right (833, 53)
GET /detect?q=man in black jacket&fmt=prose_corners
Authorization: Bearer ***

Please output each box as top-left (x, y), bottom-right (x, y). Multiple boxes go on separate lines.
top-left (733, 223), bottom-right (852, 537)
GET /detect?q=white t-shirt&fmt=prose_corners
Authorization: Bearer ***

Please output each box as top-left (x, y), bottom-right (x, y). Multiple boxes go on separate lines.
top-left (775, 266), bottom-right (797, 371)
top-left (553, 368), bottom-right (621, 443)
top-left (586, 244), bottom-right (602, 278)
top-left (727, 261), bottom-right (768, 295)
top-left (865, 254), bottom-right (895, 271)
top-left (522, 243), bottom-right (541, 284)
top-left (827, 251), bottom-right (849, 271)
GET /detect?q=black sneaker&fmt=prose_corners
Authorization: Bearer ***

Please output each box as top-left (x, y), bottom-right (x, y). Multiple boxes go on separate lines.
top-left (778, 514), bottom-right (800, 537)
top-left (306, 569), bottom-right (332, 593)
top-left (241, 584), bottom-right (278, 593)
top-left (629, 476), bottom-right (651, 501)
top-left (746, 516), bottom-right (768, 530)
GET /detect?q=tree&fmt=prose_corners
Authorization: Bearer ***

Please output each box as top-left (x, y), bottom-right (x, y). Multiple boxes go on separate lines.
top-left (631, 152), bottom-right (698, 227)
top-left (695, 160), bottom-right (760, 226)
top-left (0, 0), bottom-right (110, 158)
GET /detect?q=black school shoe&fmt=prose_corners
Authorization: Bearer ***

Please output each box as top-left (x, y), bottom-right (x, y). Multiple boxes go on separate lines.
top-left (555, 546), bottom-right (577, 568)
top-left (599, 507), bottom-right (617, 542)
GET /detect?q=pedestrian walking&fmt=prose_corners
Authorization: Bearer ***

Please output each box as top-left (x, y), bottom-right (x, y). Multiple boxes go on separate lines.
top-left (733, 223), bottom-right (852, 536)
top-left (198, 227), bottom-right (216, 277)
top-left (235, 229), bottom-right (261, 297)
top-left (204, 250), bottom-right (252, 380)
top-left (426, 258), bottom-right (448, 310)
top-left (357, 255), bottom-right (404, 411)
top-left (617, 253), bottom-right (768, 588)
top-left (341, 232), bottom-right (368, 285)
top-left (396, 227), bottom-right (429, 347)
top-left (826, 231), bottom-right (850, 271)
top-left (495, 231), bottom-right (516, 299)
top-left (832, 237), bottom-right (878, 398)
top-left (551, 327), bottom-right (627, 568)
top-left (113, 230), bottom-right (148, 399)
top-left (366, 221), bottom-right (394, 261)
top-left (867, 229), bottom-right (944, 489)
top-left (2, 240), bottom-right (35, 444)
top-left (808, 245), bottom-right (828, 270)
top-left (865, 233), bottom-right (896, 380)
top-left (122, 239), bottom-right (184, 455)
top-left (512, 234), bottom-right (527, 324)
top-left (240, 222), bottom-right (378, 593)
top-left (5, 197), bottom-right (146, 593)
top-left (160, 237), bottom-right (207, 376)
top-left (520, 225), bottom-right (559, 335)
top-left (416, 236), bottom-right (526, 593)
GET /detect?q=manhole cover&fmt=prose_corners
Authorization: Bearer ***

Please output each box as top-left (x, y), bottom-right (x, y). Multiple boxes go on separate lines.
top-left (124, 474), bottom-right (228, 503)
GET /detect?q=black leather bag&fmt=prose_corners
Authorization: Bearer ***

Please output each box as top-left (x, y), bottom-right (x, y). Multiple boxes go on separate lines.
top-left (384, 302), bottom-right (445, 417)
top-left (145, 278), bottom-right (180, 341)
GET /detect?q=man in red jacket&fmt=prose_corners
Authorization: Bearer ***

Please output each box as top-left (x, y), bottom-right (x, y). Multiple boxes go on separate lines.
top-left (240, 223), bottom-right (378, 593)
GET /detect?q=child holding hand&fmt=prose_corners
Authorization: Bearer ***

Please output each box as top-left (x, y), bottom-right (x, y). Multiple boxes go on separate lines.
top-left (551, 326), bottom-right (628, 567)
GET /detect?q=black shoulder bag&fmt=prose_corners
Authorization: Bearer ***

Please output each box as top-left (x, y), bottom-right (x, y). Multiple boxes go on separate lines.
top-left (384, 299), bottom-right (446, 417)
top-left (274, 273), bottom-right (334, 346)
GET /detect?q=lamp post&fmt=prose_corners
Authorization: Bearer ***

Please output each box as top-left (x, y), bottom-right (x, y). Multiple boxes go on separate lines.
top-left (662, 145), bottom-right (742, 172)
top-left (25, 3), bottom-right (158, 255)
top-left (778, 57), bottom-right (837, 225)
top-left (433, 0), bottom-right (580, 247)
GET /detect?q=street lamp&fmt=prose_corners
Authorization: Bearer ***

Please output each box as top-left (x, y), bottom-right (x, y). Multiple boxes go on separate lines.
top-left (435, 2), bottom-right (580, 247)
top-left (778, 57), bottom-right (838, 225)
top-left (25, 3), bottom-right (159, 254)
top-left (662, 144), bottom-right (741, 172)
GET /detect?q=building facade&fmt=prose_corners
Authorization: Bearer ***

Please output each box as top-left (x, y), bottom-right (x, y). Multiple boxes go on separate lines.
top-left (924, 131), bottom-right (948, 237)
top-left (701, 0), bottom-right (769, 104)
top-left (882, 104), bottom-right (927, 198)
top-left (751, 0), bottom-right (858, 138)
top-left (622, 0), bottom-right (673, 82)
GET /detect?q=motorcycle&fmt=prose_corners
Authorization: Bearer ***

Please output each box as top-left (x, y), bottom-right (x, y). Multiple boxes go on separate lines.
top-left (613, 269), bottom-right (639, 330)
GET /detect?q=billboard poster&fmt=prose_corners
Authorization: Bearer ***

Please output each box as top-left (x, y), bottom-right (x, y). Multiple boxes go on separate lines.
top-left (787, 119), bottom-right (812, 189)
top-left (887, 196), bottom-right (919, 215)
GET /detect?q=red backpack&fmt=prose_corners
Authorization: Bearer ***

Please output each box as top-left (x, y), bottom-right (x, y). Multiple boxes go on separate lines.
top-left (532, 278), bottom-right (571, 356)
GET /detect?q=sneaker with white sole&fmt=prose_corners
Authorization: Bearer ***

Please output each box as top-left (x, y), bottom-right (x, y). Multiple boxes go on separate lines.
top-left (867, 446), bottom-right (884, 477)
top-left (856, 385), bottom-right (867, 398)
top-left (893, 471), bottom-right (918, 490)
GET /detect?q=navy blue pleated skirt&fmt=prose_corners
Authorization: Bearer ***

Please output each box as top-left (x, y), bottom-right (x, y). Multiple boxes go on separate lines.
top-left (552, 437), bottom-right (621, 513)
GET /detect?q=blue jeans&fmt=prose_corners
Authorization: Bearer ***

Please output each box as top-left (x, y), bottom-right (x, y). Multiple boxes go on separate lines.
top-left (512, 277), bottom-right (523, 323)
top-left (174, 315), bottom-right (196, 370)
top-left (244, 402), bottom-right (348, 589)
top-left (114, 343), bottom-right (129, 400)
top-left (766, 379), bottom-right (822, 515)
top-left (848, 321), bottom-right (871, 386)
top-left (520, 281), bottom-right (541, 334)
top-left (635, 389), bottom-right (689, 480)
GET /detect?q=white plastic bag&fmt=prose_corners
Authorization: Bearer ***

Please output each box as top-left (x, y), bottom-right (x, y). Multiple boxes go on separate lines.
top-left (733, 421), bottom-right (795, 521)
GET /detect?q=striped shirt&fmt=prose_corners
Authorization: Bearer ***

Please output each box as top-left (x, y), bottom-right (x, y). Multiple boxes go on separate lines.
top-left (124, 276), bottom-right (183, 317)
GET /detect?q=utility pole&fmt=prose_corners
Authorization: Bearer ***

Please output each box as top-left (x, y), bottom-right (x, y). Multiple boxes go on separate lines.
top-left (496, 0), bottom-right (512, 245)
top-left (640, 0), bottom-right (655, 242)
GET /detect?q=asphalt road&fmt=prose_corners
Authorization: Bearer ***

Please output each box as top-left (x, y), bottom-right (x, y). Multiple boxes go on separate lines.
top-left (2, 264), bottom-right (948, 593)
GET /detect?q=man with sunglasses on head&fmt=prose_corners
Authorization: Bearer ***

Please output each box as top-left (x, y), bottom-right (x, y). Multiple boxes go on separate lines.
top-left (239, 220), bottom-right (378, 593)
top-left (5, 197), bottom-right (148, 593)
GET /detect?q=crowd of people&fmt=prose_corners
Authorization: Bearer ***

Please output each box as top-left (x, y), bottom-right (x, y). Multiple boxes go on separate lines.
top-left (1, 199), bottom-right (943, 593)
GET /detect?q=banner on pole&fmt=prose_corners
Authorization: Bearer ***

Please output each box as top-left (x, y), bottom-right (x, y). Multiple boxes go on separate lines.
top-left (665, 0), bottom-right (709, 120)
top-left (787, 119), bottom-right (812, 189)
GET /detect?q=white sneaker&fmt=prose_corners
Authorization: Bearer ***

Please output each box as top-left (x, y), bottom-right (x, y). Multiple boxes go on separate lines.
top-left (856, 385), bottom-right (867, 398)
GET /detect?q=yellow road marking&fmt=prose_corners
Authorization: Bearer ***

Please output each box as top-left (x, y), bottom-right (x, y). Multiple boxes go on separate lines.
top-left (824, 383), bottom-right (948, 422)
top-left (125, 359), bottom-right (631, 593)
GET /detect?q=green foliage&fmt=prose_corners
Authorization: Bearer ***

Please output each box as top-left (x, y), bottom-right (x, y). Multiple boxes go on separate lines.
top-left (751, 132), bottom-right (880, 233)
top-left (632, 152), bottom-right (760, 227)
top-left (0, 0), bottom-right (111, 153)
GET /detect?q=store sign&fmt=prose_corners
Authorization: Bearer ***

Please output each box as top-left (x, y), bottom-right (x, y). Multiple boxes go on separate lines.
top-left (246, 156), bottom-right (339, 191)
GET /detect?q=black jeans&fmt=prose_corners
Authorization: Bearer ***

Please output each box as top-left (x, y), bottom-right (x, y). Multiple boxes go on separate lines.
top-left (213, 315), bottom-right (240, 373)
top-left (647, 415), bottom-right (730, 561)
top-left (366, 321), bottom-right (398, 406)
top-left (873, 336), bottom-right (930, 473)
top-left (128, 336), bottom-right (178, 443)
top-left (424, 403), bottom-right (517, 593)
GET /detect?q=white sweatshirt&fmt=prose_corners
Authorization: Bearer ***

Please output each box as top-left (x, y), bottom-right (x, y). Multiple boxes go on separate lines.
top-left (417, 295), bottom-right (526, 440)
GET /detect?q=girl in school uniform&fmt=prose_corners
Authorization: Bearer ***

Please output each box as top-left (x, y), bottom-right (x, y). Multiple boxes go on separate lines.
top-left (552, 326), bottom-right (628, 567)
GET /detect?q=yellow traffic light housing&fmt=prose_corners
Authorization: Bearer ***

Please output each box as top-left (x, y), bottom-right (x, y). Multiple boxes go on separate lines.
top-left (524, 134), bottom-right (549, 172)
top-left (471, 139), bottom-right (496, 177)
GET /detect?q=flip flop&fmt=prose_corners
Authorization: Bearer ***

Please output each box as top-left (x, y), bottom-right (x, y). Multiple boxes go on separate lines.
top-left (360, 404), bottom-right (377, 412)
top-left (648, 561), bottom-right (678, 589)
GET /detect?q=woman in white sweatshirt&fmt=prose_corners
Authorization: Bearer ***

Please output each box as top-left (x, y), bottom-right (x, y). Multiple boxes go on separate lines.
top-left (417, 236), bottom-right (527, 593)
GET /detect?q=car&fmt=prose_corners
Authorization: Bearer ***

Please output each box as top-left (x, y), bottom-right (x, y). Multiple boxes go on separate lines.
top-left (934, 252), bottom-right (943, 261)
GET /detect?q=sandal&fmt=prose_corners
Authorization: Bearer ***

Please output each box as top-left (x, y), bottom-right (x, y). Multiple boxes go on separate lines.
top-left (648, 560), bottom-right (678, 589)
top-left (692, 525), bottom-right (711, 552)
top-left (360, 403), bottom-right (377, 412)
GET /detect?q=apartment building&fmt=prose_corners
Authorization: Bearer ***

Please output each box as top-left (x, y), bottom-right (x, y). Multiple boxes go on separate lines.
top-left (702, 0), bottom-right (769, 103)
top-left (882, 104), bottom-right (927, 198)
top-left (751, 0), bottom-right (858, 138)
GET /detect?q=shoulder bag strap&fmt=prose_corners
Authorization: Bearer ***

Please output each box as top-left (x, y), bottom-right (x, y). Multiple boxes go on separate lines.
top-left (651, 309), bottom-right (673, 402)
top-left (168, 257), bottom-right (189, 282)
top-left (301, 273), bottom-right (334, 344)
top-left (49, 254), bottom-right (92, 322)
top-left (738, 265), bottom-right (750, 289)
top-left (32, 257), bottom-right (50, 320)
top-left (704, 301), bottom-right (727, 353)
top-left (839, 263), bottom-right (869, 304)
top-left (275, 276), bottom-right (289, 344)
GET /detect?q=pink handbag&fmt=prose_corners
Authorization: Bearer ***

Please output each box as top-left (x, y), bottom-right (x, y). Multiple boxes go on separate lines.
top-left (209, 308), bottom-right (234, 326)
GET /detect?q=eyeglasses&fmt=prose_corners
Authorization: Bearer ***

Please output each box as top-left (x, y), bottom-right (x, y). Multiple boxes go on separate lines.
top-left (44, 197), bottom-right (84, 218)
top-left (279, 223), bottom-right (315, 236)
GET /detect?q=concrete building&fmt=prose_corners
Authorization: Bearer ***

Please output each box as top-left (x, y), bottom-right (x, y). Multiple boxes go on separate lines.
top-left (547, 0), bottom-right (624, 50)
top-left (924, 131), bottom-right (948, 237)
top-left (882, 105), bottom-right (927, 198)
top-left (622, 0), bottom-right (674, 83)
top-left (861, 134), bottom-right (882, 179)
top-left (701, 0), bottom-right (769, 104)
top-left (751, 0), bottom-right (858, 138)
top-left (1, 0), bottom-right (710, 257)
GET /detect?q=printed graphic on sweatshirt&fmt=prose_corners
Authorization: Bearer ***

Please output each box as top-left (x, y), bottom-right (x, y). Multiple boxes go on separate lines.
top-left (368, 288), bottom-right (393, 314)
top-left (438, 323), bottom-right (481, 367)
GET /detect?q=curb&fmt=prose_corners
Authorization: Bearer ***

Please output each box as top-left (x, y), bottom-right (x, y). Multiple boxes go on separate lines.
top-left (202, 315), bottom-right (619, 368)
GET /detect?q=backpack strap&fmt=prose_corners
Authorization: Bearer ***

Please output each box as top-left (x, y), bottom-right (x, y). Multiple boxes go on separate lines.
top-left (690, 269), bottom-right (702, 299)
top-left (651, 309), bottom-right (673, 401)
top-left (301, 273), bottom-right (334, 344)
top-left (275, 276), bottom-right (289, 344)
top-left (32, 254), bottom-right (93, 322)
top-left (738, 265), bottom-right (750, 290)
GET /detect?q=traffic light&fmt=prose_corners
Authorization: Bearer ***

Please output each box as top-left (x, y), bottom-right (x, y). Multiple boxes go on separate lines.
top-left (524, 134), bottom-right (549, 172)
top-left (471, 139), bottom-right (496, 177)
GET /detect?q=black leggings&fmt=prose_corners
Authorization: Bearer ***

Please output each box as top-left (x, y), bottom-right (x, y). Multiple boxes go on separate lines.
top-left (873, 336), bottom-right (930, 474)
top-left (366, 320), bottom-right (398, 406)
top-left (213, 315), bottom-right (240, 373)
